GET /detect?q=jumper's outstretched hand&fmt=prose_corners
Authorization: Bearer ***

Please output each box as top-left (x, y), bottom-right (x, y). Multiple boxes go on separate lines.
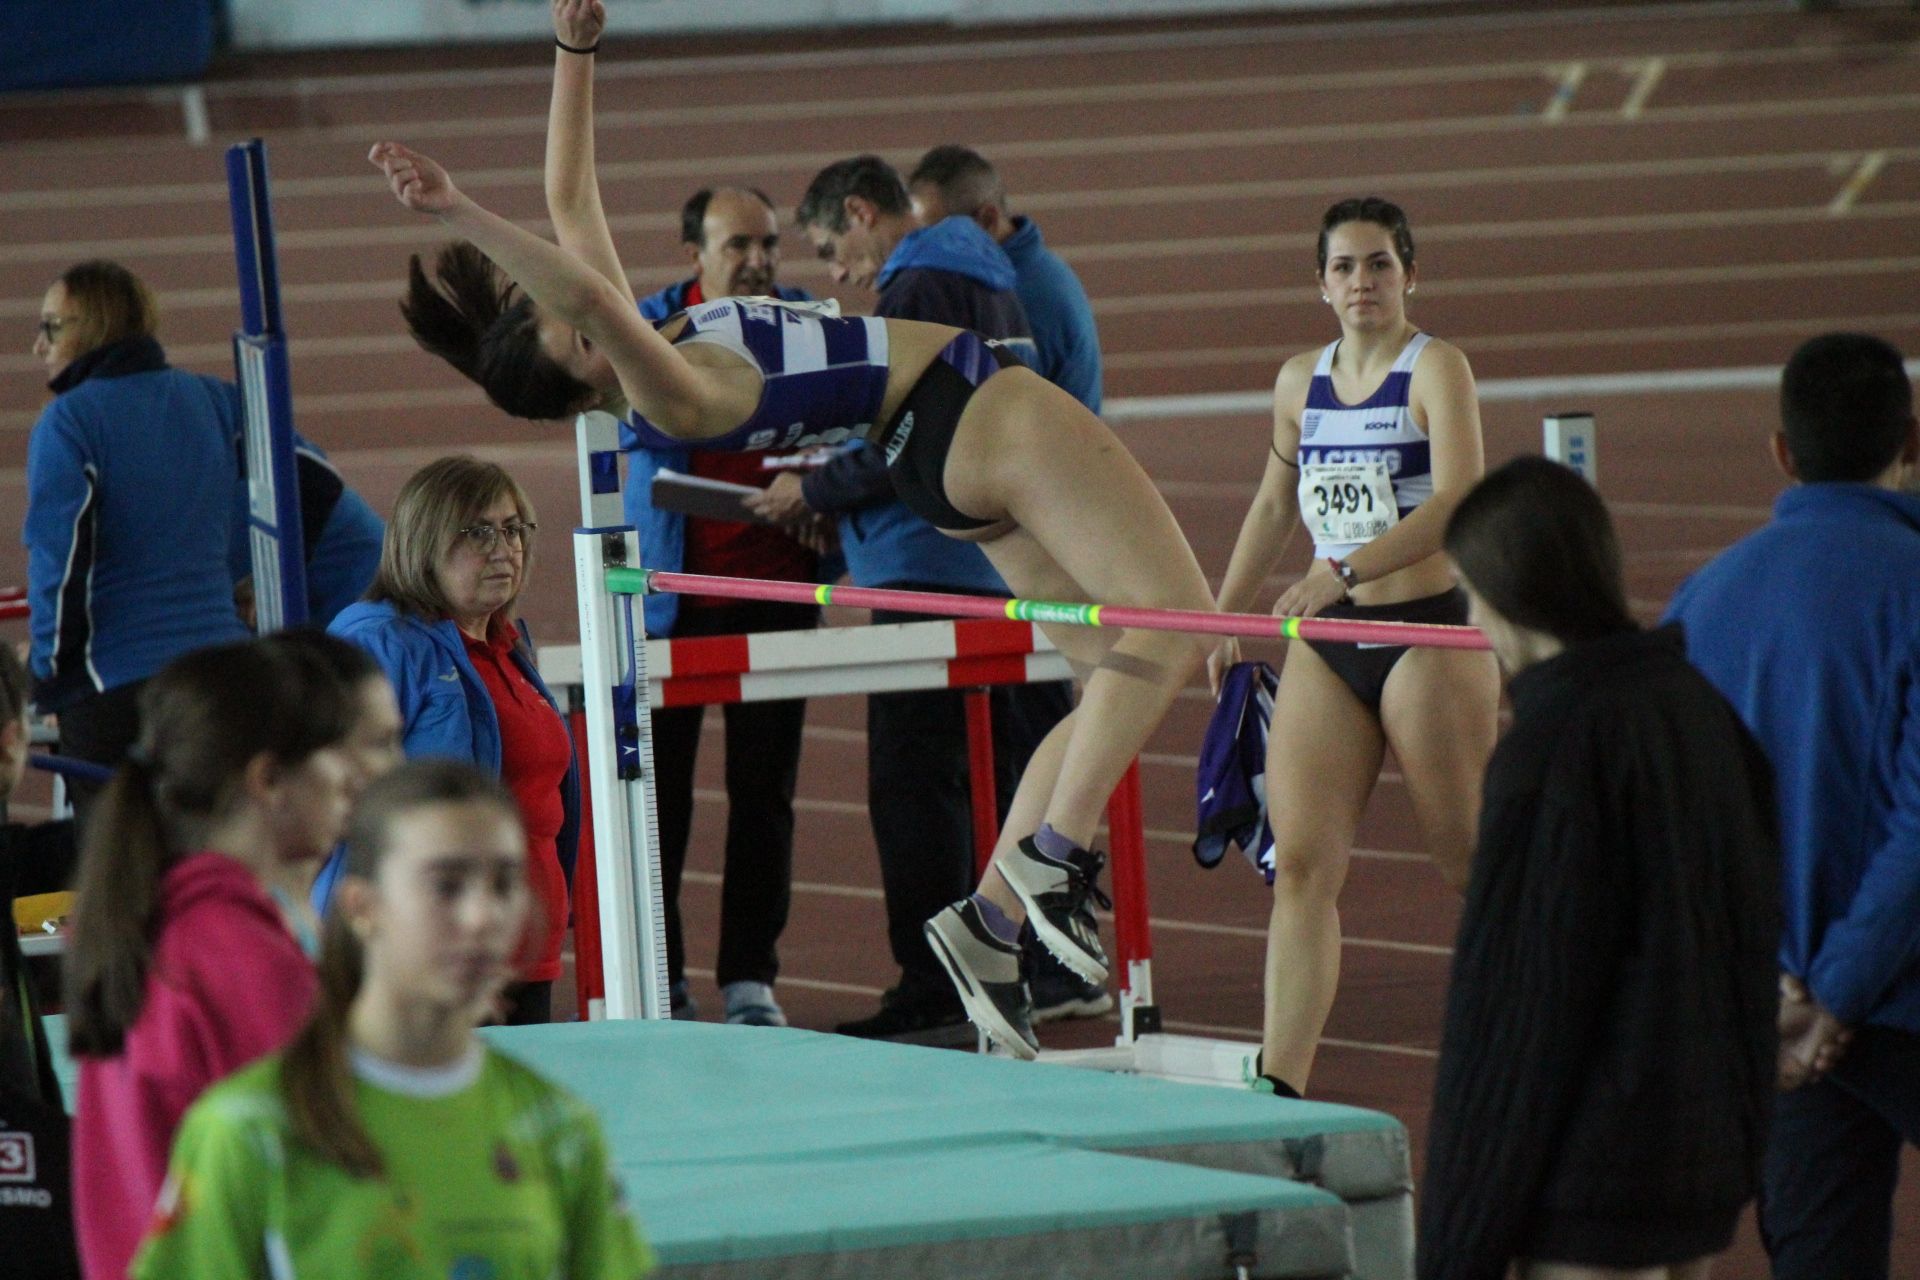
top-left (369, 142), bottom-right (459, 217)
top-left (552, 0), bottom-right (606, 48)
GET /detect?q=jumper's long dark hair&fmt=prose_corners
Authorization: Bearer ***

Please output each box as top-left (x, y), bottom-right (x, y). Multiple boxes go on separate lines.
top-left (278, 760), bottom-right (521, 1177)
top-left (63, 640), bottom-right (354, 1056)
top-left (400, 241), bottom-right (596, 421)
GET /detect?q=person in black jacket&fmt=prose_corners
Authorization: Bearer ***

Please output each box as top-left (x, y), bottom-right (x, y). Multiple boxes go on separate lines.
top-left (0, 645), bottom-right (81, 1278)
top-left (1418, 457), bottom-right (1781, 1280)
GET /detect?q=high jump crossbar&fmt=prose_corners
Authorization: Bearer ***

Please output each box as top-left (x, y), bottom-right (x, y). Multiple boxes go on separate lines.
top-left (607, 569), bottom-right (1492, 651)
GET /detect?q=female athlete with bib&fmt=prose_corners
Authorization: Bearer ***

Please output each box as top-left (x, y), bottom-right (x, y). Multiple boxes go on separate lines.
top-left (1212, 198), bottom-right (1500, 1097)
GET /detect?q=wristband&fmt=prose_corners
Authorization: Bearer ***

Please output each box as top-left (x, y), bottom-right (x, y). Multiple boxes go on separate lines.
top-left (1327, 557), bottom-right (1359, 598)
top-left (555, 37), bottom-right (599, 54)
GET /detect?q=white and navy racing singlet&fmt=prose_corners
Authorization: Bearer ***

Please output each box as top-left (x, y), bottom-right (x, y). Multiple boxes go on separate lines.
top-left (1296, 331), bottom-right (1434, 561)
top-left (625, 296), bottom-right (891, 454)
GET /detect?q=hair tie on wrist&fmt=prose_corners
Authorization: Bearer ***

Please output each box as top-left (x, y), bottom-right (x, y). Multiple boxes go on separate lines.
top-left (555, 37), bottom-right (599, 54)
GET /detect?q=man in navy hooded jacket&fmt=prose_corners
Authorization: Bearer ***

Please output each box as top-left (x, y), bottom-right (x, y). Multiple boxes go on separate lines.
top-left (908, 144), bottom-right (1103, 415)
top-left (753, 155), bottom-right (1079, 1044)
top-left (1667, 332), bottom-right (1920, 1279)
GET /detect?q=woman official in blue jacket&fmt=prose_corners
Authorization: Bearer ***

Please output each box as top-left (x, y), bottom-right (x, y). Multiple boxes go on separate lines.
top-left (24, 260), bottom-right (251, 819)
top-left (329, 456), bottom-right (578, 1025)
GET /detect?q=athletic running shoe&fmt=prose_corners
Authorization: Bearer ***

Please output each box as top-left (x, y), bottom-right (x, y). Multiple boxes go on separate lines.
top-left (722, 981), bottom-right (788, 1028)
top-left (924, 900), bottom-right (1039, 1059)
top-left (997, 835), bottom-right (1112, 985)
top-left (1029, 954), bottom-right (1115, 1024)
top-left (669, 978), bottom-right (698, 1022)
top-left (834, 985), bottom-right (975, 1048)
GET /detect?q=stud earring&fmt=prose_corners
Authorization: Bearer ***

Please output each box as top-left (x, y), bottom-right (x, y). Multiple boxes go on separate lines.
top-left (1321, 294), bottom-right (1330, 303)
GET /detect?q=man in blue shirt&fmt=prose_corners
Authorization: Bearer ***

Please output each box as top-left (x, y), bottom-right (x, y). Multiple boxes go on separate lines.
top-left (1666, 332), bottom-right (1920, 1280)
top-left (907, 144), bottom-right (1104, 415)
top-left (626, 186), bottom-right (820, 1029)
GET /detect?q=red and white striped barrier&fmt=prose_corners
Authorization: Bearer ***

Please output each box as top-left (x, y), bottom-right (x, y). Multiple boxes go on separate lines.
top-left (539, 618), bottom-right (1073, 711)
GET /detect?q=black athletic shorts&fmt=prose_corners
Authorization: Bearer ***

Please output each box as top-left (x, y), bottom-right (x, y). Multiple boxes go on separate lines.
top-left (870, 331), bottom-right (1023, 533)
top-left (1303, 587), bottom-right (1470, 714)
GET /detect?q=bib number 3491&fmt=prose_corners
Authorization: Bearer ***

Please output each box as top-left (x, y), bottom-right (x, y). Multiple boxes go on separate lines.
top-left (1301, 459), bottom-right (1398, 545)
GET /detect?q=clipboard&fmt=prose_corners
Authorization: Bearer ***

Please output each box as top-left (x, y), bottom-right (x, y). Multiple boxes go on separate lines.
top-left (650, 469), bottom-right (774, 525)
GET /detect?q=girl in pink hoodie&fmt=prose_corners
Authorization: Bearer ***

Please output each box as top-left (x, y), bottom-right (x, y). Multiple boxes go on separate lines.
top-left (62, 637), bottom-right (366, 1279)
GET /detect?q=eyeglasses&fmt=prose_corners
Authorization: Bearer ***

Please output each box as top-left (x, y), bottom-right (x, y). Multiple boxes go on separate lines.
top-left (455, 520), bottom-right (536, 553)
top-left (35, 317), bottom-right (75, 343)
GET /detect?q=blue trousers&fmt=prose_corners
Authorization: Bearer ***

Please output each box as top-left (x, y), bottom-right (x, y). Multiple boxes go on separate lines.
top-left (1759, 1024), bottom-right (1920, 1280)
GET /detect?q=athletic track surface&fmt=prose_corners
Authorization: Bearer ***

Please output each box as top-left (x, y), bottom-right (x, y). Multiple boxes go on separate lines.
top-left (2, 2), bottom-right (1916, 1272)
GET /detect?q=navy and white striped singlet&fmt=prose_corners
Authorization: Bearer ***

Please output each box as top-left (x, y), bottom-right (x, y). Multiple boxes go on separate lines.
top-left (1297, 331), bottom-right (1434, 561)
top-left (624, 297), bottom-right (891, 454)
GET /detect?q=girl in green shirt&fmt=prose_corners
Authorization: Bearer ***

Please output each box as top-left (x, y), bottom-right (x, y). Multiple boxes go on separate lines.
top-left (133, 760), bottom-right (653, 1279)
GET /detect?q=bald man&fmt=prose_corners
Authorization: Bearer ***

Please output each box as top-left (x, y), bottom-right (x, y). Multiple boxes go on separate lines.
top-left (627, 186), bottom-right (818, 1030)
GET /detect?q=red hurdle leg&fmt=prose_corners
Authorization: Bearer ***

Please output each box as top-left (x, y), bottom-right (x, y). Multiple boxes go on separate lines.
top-left (1105, 760), bottom-right (1156, 1017)
top-left (962, 688), bottom-right (998, 880)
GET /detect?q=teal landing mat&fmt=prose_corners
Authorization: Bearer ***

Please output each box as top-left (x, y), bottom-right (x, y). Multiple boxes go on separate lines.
top-left (485, 1019), bottom-right (1413, 1279)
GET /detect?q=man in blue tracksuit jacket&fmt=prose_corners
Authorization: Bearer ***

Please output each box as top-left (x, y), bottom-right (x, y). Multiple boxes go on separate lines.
top-left (620, 185), bottom-right (820, 1027)
top-left (908, 144), bottom-right (1104, 414)
top-left (1666, 332), bottom-right (1920, 1280)
top-left (775, 154), bottom-right (1078, 1043)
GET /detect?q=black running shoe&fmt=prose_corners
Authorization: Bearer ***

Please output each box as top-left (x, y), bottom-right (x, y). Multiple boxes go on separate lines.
top-left (997, 835), bottom-right (1112, 985)
top-left (834, 986), bottom-right (974, 1048)
top-left (924, 900), bottom-right (1040, 1059)
top-left (1029, 961), bottom-right (1115, 1025)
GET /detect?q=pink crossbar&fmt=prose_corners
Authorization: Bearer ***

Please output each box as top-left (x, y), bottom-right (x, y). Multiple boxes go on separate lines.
top-left (641, 570), bottom-right (1490, 651)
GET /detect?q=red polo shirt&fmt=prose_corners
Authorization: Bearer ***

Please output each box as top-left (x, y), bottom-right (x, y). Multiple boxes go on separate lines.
top-left (463, 618), bottom-right (571, 982)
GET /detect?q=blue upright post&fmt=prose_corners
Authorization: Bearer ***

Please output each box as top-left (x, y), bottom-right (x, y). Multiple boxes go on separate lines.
top-left (226, 137), bottom-right (308, 632)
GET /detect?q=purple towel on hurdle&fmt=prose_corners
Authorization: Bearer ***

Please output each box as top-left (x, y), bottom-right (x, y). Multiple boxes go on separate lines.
top-left (1193, 660), bottom-right (1278, 884)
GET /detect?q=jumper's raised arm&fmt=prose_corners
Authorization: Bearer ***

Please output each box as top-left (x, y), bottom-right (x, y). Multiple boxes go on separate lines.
top-left (371, 140), bottom-right (715, 435)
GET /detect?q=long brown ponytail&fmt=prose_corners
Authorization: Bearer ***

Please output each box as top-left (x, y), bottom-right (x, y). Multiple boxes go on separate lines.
top-left (63, 641), bottom-right (352, 1056)
top-left (279, 760), bottom-right (519, 1176)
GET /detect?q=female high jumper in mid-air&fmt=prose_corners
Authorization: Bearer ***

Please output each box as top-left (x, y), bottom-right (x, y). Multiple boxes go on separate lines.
top-left (369, 0), bottom-right (1218, 1057)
